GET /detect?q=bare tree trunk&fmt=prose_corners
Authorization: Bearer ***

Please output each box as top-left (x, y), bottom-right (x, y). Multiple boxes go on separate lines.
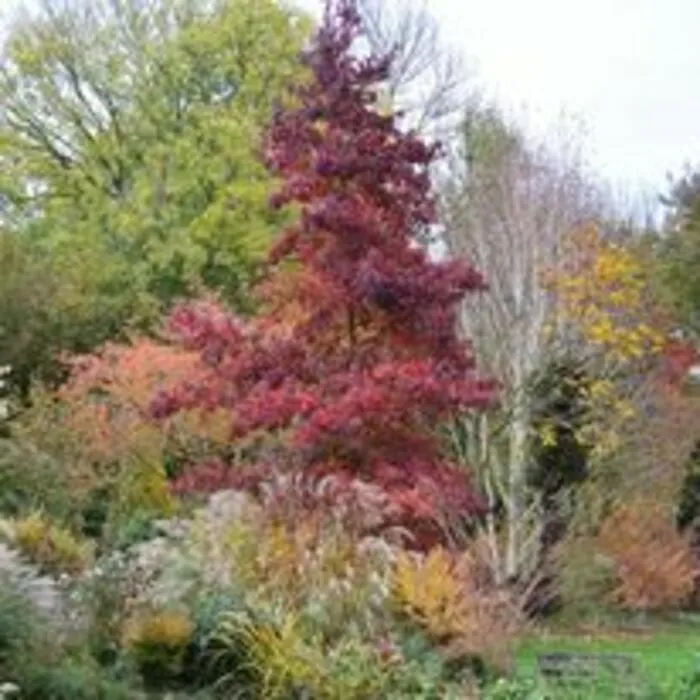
top-left (505, 406), bottom-right (528, 580)
top-left (442, 105), bottom-right (603, 585)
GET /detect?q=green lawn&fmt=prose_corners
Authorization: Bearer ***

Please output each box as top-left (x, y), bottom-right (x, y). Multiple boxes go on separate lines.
top-left (514, 617), bottom-right (700, 695)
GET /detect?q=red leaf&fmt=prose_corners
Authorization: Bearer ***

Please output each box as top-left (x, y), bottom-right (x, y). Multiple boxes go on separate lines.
top-left (153, 0), bottom-right (495, 548)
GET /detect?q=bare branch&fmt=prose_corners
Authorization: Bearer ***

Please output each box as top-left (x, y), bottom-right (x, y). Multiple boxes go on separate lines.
top-left (441, 104), bottom-right (606, 582)
top-left (356, 0), bottom-right (468, 138)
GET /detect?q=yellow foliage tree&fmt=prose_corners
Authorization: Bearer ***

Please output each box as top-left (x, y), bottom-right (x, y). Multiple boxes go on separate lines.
top-left (548, 223), bottom-right (662, 360)
top-left (542, 222), bottom-right (665, 463)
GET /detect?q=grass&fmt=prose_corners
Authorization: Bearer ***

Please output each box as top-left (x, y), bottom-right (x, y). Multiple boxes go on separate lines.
top-left (514, 614), bottom-right (700, 695)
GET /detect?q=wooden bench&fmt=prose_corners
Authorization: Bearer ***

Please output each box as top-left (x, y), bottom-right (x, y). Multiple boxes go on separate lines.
top-left (537, 652), bottom-right (643, 696)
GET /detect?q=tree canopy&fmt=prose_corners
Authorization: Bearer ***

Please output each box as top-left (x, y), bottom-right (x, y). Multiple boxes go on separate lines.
top-left (657, 167), bottom-right (700, 333)
top-left (152, 0), bottom-right (494, 547)
top-left (0, 0), bottom-right (311, 391)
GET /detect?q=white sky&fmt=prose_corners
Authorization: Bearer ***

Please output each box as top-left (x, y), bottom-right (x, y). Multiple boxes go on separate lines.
top-left (295, 0), bottom-right (700, 202)
top-left (428, 0), bottom-right (700, 199)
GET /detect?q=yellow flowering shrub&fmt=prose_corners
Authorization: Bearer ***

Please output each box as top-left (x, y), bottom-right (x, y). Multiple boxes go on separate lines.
top-left (392, 547), bottom-right (466, 641)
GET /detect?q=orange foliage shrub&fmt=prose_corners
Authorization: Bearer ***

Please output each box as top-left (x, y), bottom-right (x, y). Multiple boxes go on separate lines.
top-left (54, 337), bottom-right (234, 517)
top-left (597, 499), bottom-right (698, 611)
top-left (10, 336), bottom-right (232, 525)
top-left (391, 541), bottom-right (523, 671)
top-left (57, 337), bottom-right (226, 463)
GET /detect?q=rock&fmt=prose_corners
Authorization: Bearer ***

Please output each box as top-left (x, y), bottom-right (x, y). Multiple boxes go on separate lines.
top-left (0, 682), bottom-right (20, 698)
top-left (204, 489), bottom-right (260, 523)
top-left (0, 543), bottom-right (62, 619)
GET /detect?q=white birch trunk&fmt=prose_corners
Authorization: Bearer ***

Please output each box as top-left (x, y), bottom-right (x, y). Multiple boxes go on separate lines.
top-left (442, 108), bottom-right (603, 584)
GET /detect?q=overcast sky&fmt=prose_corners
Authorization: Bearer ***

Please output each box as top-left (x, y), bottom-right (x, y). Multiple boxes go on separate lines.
top-left (295, 0), bottom-right (700, 203)
top-left (428, 0), bottom-right (700, 199)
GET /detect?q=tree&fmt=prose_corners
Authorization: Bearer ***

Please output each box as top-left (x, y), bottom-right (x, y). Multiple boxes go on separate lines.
top-left (355, 0), bottom-right (466, 137)
top-left (543, 223), bottom-right (664, 459)
top-left (537, 223), bottom-right (671, 550)
top-left (527, 357), bottom-right (590, 554)
top-left (152, 0), bottom-right (494, 546)
top-left (441, 102), bottom-right (670, 588)
top-left (0, 332), bottom-right (237, 536)
top-left (441, 106), bottom-right (603, 582)
top-left (0, 230), bottom-right (63, 398)
top-left (657, 166), bottom-right (700, 333)
top-left (0, 0), bottom-right (311, 390)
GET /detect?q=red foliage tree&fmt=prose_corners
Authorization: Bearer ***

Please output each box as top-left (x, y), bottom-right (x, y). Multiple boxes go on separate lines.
top-left (152, 0), bottom-right (494, 544)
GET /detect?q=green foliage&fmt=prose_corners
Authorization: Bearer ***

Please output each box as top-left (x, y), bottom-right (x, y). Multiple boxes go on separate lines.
top-left (211, 608), bottom-right (479, 699)
top-left (482, 672), bottom-right (655, 700)
top-left (482, 674), bottom-right (547, 700)
top-left (0, 232), bottom-right (65, 397)
top-left (0, 583), bottom-right (38, 667)
top-left (15, 658), bottom-right (137, 700)
top-left (658, 168), bottom-right (700, 331)
top-left (76, 549), bottom-right (135, 667)
top-left (0, 546), bottom-right (139, 698)
top-left (482, 658), bottom-right (700, 700)
top-left (460, 101), bottom-right (524, 178)
top-left (666, 657), bottom-right (700, 700)
top-left (515, 620), bottom-right (700, 699)
top-left (528, 359), bottom-right (590, 504)
top-left (0, 438), bottom-right (80, 521)
top-left (676, 443), bottom-right (700, 533)
top-left (212, 609), bottom-right (327, 699)
top-left (110, 512), bottom-right (160, 550)
top-left (0, 0), bottom-right (311, 387)
top-left (551, 534), bottom-right (618, 622)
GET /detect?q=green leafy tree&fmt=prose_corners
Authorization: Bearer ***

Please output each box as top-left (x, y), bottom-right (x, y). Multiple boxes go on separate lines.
top-left (658, 166), bottom-right (700, 332)
top-left (0, 0), bottom-right (310, 391)
top-left (0, 230), bottom-right (65, 397)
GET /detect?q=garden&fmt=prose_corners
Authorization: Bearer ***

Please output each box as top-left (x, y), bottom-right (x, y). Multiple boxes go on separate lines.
top-left (1, 0), bottom-right (700, 697)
